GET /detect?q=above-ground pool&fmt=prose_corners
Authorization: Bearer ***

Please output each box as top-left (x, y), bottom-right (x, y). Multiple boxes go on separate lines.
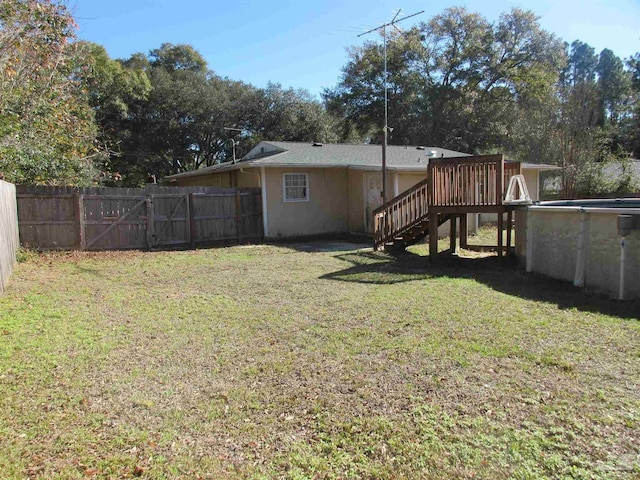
top-left (515, 199), bottom-right (640, 300)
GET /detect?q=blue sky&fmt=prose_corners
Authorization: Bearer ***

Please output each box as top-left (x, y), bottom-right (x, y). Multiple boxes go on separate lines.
top-left (71, 0), bottom-right (640, 98)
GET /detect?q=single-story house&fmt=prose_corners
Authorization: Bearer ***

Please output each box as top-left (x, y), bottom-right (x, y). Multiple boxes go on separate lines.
top-left (164, 141), bottom-right (557, 240)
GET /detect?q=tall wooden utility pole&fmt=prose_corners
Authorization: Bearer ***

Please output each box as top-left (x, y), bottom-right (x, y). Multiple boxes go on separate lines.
top-left (358, 9), bottom-right (423, 204)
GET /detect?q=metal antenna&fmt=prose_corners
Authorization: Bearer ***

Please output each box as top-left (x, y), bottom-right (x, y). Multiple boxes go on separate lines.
top-left (224, 127), bottom-right (242, 164)
top-left (358, 9), bottom-right (424, 204)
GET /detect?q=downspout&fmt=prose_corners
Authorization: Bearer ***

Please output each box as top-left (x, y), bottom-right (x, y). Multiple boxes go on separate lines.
top-left (573, 210), bottom-right (589, 288)
top-left (393, 171), bottom-right (399, 197)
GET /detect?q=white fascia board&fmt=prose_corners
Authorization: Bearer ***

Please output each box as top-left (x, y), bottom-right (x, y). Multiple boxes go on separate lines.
top-left (247, 163), bottom-right (344, 169)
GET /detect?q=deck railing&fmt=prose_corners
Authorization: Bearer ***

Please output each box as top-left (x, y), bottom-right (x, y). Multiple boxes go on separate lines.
top-left (428, 154), bottom-right (521, 207)
top-left (373, 155), bottom-right (522, 249)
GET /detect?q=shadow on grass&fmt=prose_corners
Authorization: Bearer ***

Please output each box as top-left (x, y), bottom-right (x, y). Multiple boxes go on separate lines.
top-left (70, 265), bottom-right (107, 277)
top-left (320, 250), bottom-right (640, 319)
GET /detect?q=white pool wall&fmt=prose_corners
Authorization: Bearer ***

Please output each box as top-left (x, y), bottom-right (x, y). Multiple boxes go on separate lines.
top-left (516, 204), bottom-right (640, 300)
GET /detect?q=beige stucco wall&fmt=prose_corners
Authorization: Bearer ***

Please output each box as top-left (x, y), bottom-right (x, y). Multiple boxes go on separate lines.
top-left (347, 169), bottom-right (366, 233)
top-left (347, 170), bottom-right (434, 234)
top-left (264, 167), bottom-right (349, 238)
top-left (523, 170), bottom-right (540, 201)
top-left (397, 172), bottom-right (427, 195)
top-left (523, 208), bottom-right (640, 299)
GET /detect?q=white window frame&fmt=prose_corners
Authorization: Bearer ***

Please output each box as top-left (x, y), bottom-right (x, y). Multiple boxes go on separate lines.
top-left (283, 173), bottom-right (309, 202)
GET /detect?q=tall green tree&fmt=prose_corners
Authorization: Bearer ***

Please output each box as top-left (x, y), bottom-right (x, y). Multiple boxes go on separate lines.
top-left (324, 7), bottom-right (564, 152)
top-left (596, 48), bottom-right (630, 126)
top-left (245, 83), bottom-right (338, 144)
top-left (0, 0), bottom-right (99, 184)
top-left (74, 41), bottom-right (152, 182)
top-left (101, 44), bottom-right (339, 185)
top-left (553, 42), bottom-right (634, 197)
top-left (622, 53), bottom-right (640, 158)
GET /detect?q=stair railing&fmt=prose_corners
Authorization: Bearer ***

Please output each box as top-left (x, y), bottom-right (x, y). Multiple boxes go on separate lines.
top-left (373, 177), bottom-right (430, 250)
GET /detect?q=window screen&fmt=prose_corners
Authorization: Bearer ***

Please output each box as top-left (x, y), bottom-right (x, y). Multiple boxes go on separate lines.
top-left (283, 173), bottom-right (309, 202)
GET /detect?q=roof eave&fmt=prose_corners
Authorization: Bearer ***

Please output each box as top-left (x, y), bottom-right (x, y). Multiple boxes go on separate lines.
top-left (521, 164), bottom-right (562, 171)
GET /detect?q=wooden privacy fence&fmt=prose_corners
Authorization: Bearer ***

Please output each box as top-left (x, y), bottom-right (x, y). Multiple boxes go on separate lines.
top-left (0, 180), bottom-right (19, 293)
top-left (17, 185), bottom-right (263, 251)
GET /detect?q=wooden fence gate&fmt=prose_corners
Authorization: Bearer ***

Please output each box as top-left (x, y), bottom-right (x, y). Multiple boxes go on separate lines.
top-left (83, 195), bottom-right (149, 250)
top-left (17, 186), bottom-right (262, 251)
top-left (150, 194), bottom-right (190, 248)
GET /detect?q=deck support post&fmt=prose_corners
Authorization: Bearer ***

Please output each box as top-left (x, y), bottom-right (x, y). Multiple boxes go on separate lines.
top-left (428, 210), bottom-right (438, 260)
top-left (460, 214), bottom-right (468, 250)
top-left (449, 215), bottom-right (457, 254)
top-left (506, 209), bottom-right (513, 254)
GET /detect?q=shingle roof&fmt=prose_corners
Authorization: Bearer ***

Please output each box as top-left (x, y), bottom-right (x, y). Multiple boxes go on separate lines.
top-left (164, 141), bottom-right (560, 181)
top-left (165, 141), bottom-right (469, 180)
top-left (246, 141), bottom-right (469, 167)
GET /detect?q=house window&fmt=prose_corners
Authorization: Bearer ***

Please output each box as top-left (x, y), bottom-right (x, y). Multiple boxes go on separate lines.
top-left (283, 173), bottom-right (309, 202)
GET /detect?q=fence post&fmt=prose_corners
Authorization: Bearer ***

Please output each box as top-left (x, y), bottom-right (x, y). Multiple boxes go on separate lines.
top-left (75, 193), bottom-right (86, 250)
top-left (146, 196), bottom-right (154, 249)
top-left (188, 193), bottom-right (196, 248)
top-left (235, 189), bottom-right (243, 243)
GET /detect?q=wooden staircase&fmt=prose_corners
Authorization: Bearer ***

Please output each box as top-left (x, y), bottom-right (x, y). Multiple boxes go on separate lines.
top-left (372, 177), bottom-right (449, 251)
top-left (384, 214), bottom-right (450, 251)
top-left (372, 154), bottom-right (524, 254)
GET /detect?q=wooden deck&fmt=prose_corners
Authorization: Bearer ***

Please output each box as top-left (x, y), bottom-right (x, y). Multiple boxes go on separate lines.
top-left (373, 154), bottom-right (523, 257)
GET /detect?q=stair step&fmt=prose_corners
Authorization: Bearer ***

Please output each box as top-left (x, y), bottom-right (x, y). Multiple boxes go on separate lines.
top-left (376, 214), bottom-right (451, 250)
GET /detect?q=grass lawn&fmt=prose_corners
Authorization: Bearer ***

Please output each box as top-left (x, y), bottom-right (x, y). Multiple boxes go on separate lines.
top-left (0, 236), bottom-right (639, 479)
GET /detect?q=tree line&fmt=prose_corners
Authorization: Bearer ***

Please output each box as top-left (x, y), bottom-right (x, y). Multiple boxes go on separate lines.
top-left (1, 1), bottom-right (639, 197)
